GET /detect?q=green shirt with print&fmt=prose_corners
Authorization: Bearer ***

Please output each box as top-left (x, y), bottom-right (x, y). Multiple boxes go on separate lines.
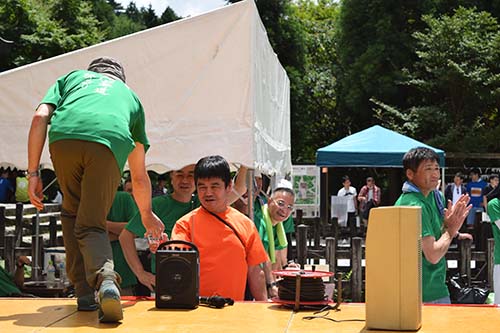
top-left (107, 191), bottom-right (138, 289)
top-left (125, 194), bottom-right (199, 273)
top-left (395, 190), bottom-right (449, 302)
top-left (41, 70), bottom-right (149, 172)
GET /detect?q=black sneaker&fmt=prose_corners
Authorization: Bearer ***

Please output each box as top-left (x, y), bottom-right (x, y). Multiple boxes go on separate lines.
top-left (77, 293), bottom-right (98, 311)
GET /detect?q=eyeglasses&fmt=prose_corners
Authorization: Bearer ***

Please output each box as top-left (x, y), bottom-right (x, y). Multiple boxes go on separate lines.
top-left (273, 198), bottom-right (294, 211)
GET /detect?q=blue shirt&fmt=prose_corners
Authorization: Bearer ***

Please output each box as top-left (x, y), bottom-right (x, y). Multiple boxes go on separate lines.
top-left (0, 178), bottom-right (13, 202)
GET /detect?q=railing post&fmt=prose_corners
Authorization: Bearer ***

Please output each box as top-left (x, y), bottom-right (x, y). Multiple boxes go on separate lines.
top-left (0, 206), bottom-right (5, 254)
top-left (351, 237), bottom-right (363, 302)
top-left (49, 216), bottom-right (57, 247)
top-left (487, 238), bottom-right (495, 290)
top-left (314, 217), bottom-right (321, 249)
top-left (14, 202), bottom-right (23, 247)
top-left (297, 224), bottom-right (308, 268)
top-left (4, 235), bottom-right (15, 273)
top-left (459, 238), bottom-right (472, 286)
top-left (325, 237), bottom-right (336, 283)
top-left (31, 235), bottom-right (44, 281)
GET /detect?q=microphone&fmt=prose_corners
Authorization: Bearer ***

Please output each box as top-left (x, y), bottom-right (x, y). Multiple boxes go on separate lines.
top-left (199, 296), bottom-right (234, 308)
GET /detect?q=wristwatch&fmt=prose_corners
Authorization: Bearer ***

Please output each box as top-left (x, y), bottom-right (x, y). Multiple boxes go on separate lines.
top-left (26, 170), bottom-right (40, 179)
top-left (266, 281), bottom-right (278, 289)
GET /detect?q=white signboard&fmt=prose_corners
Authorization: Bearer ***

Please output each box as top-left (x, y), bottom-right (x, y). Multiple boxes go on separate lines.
top-left (291, 165), bottom-right (320, 218)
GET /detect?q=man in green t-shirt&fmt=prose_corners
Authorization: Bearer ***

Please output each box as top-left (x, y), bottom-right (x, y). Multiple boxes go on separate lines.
top-left (27, 57), bottom-right (164, 323)
top-left (253, 179), bottom-right (295, 298)
top-left (106, 190), bottom-right (138, 294)
top-left (120, 164), bottom-right (199, 293)
top-left (395, 147), bottom-right (471, 303)
top-left (486, 198), bottom-right (500, 305)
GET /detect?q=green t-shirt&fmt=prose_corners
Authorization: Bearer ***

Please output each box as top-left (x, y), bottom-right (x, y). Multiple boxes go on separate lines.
top-left (41, 70), bottom-right (149, 172)
top-left (283, 216), bottom-right (295, 234)
top-left (107, 191), bottom-right (138, 288)
top-left (125, 194), bottom-right (199, 273)
top-left (0, 266), bottom-right (21, 297)
top-left (487, 198), bottom-right (500, 265)
top-left (395, 190), bottom-right (449, 302)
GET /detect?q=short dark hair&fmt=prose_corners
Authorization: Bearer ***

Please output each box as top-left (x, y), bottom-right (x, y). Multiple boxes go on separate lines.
top-left (454, 172), bottom-right (464, 179)
top-left (489, 173), bottom-right (499, 181)
top-left (194, 155), bottom-right (231, 187)
top-left (342, 175), bottom-right (350, 183)
top-left (470, 168), bottom-right (481, 176)
top-left (402, 147), bottom-right (439, 172)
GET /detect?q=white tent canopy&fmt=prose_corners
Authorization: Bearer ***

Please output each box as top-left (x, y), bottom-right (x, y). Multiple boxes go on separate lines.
top-left (0, 0), bottom-right (291, 176)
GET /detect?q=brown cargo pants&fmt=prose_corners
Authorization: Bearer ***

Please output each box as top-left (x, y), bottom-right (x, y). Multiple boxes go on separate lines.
top-left (49, 139), bottom-right (122, 297)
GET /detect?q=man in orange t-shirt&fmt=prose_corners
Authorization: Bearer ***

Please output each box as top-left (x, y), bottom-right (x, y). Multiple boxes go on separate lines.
top-left (171, 155), bottom-right (268, 301)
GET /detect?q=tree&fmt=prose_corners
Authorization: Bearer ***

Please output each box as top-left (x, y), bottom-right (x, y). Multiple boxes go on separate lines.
top-left (290, 0), bottom-right (341, 162)
top-left (141, 4), bottom-right (160, 28)
top-left (392, 7), bottom-right (500, 152)
top-left (335, 0), bottom-right (432, 133)
top-left (160, 6), bottom-right (180, 24)
top-left (0, 0), bottom-right (104, 70)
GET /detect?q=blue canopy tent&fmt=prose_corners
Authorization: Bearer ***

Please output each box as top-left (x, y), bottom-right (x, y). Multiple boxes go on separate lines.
top-left (316, 125), bottom-right (445, 168)
top-left (315, 125), bottom-right (446, 224)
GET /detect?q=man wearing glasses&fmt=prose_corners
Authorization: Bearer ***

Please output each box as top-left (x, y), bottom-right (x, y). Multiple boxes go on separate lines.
top-left (253, 179), bottom-right (295, 298)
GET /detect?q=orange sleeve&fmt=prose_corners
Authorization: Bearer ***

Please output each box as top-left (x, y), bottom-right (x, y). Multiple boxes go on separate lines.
top-left (171, 217), bottom-right (192, 242)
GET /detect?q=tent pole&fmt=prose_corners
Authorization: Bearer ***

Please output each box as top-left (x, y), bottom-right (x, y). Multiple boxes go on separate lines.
top-left (441, 167), bottom-right (445, 193)
top-left (320, 167), bottom-right (329, 225)
top-left (247, 169), bottom-right (255, 221)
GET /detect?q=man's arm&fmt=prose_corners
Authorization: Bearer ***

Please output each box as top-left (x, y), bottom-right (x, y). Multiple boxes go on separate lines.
top-left (228, 165), bottom-right (248, 205)
top-left (247, 264), bottom-right (267, 301)
top-left (119, 229), bottom-right (155, 291)
top-left (14, 256), bottom-right (31, 288)
top-left (127, 143), bottom-right (165, 241)
top-left (27, 103), bottom-right (53, 211)
top-left (107, 221), bottom-right (127, 241)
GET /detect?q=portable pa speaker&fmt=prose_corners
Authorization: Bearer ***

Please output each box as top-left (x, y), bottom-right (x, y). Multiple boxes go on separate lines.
top-left (155, 240), bottom-right (199, 309)
top-left (365, 206), bottom-right (422, 331)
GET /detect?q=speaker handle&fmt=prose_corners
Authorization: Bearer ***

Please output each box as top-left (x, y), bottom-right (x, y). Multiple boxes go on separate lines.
top-left (157, 240), bottom-right (199, 253)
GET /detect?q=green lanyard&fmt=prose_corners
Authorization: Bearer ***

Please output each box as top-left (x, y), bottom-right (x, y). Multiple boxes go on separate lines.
top-left (262, 205), bottom-right (288, 263)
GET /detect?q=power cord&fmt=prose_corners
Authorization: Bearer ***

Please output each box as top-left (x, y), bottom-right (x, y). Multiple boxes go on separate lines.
top-left (302, 305), bottom-right (365, 323)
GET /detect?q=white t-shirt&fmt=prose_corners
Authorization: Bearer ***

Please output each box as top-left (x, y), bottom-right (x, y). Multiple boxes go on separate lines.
top-left (337, 186), bottom-right (357, 213)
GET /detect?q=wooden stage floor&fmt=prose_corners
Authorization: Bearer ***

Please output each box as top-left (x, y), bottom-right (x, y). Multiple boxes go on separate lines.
top-left (0, 298), bottom-right (499, 332)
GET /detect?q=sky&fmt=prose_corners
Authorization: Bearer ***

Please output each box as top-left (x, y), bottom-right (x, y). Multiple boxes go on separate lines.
top-left (116, 0), bottom-right (228, 18)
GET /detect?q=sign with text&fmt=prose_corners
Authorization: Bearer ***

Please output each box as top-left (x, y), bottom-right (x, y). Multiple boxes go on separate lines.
top-left (292, 165), bottom-right (320, 218)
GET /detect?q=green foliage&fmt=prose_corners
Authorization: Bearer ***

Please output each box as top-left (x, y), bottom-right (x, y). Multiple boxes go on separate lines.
top-left (160, 6), bottom-right (180, 24)
top-left (0, 0), bottom-right (105, 70)
top-left (335, 0), bottom-right (431, 134)
top-left (401, 7), bottom-right (500, 151)
top-left (290, 0), bottom-right (340, 162)
top-left (108, 13), bottom-right (145, 39)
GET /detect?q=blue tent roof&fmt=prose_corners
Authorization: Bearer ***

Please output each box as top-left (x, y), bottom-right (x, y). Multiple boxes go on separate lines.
top-left (316, 125), bottom-right (445, 167)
